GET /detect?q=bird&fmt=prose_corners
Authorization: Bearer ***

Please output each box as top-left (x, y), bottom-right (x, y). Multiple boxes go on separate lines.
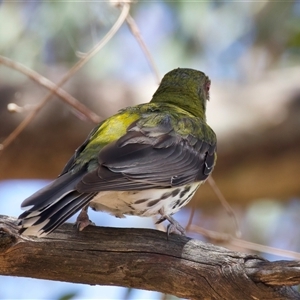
top-left (18, 68), bottom-right (217, 237)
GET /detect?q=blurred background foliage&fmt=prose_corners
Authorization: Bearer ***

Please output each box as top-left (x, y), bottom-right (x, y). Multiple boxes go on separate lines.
top-left (1, 0), bottom-right (300, 299)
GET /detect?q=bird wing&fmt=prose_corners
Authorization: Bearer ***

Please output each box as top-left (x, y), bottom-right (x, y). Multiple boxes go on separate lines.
top-left (77, 115), bottom-right (216, 193)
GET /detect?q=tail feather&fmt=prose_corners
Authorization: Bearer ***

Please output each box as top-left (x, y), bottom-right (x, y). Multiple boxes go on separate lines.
top-left (41, 193), bottom-right (95, 235)
top-left (25, 190), bottom-right (83, 225)
top-left (18, 169), bottom-right (95, 237)
top-left (20, 169), bottom-right (86, 210)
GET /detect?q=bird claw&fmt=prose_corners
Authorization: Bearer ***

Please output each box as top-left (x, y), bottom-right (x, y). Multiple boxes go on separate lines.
top-left (158, 210), bottom-right (186, 237)
top-left (167, 222), bottom-right (186, 236)
top-left (75, 219), bottom-right (95, 232)
top-left (75, 205), bottom-right (95, 232)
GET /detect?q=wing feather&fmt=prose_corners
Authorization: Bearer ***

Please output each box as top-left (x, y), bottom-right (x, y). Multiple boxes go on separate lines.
top-left (77, 117), bottom-right (216, 193)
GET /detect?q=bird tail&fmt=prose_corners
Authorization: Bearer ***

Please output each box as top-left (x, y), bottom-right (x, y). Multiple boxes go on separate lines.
top-left (18, 170), bottom-right (94, 237)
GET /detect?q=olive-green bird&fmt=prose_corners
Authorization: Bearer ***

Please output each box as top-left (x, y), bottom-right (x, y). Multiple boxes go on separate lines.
top-left (18, 68), bottom-right (217, 237)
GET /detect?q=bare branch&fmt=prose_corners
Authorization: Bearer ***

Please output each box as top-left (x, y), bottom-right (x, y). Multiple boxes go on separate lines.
top-left (0, 89), bottom-right (53, 154)
top-left (63, 2), bottom-right (130, 82)
top-left (207, 176), bottom-right (241, 238)
top-left (0, 55), bottom-right (101, 123)
top-left (246, 260), bottom-right (300, 286)
top-left (126, 14), bottom-right (161, 84)
top-left (0, 2), bottom-right (130, 154)
top-left (0, 215), bottom-right (299, 300)
top-left (190, 224), bottom-right (300, 260)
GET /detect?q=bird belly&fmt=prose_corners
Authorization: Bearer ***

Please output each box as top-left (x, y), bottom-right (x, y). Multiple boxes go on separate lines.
top-left (89, 182), bottom-right (201, 218)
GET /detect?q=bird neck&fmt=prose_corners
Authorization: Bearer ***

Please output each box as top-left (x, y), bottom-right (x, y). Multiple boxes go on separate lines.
top-left (150, 88), bottom-right (206, 120)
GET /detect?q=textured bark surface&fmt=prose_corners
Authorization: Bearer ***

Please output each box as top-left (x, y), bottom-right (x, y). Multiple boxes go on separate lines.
top-left (1, 215), bottom-right (300, 300)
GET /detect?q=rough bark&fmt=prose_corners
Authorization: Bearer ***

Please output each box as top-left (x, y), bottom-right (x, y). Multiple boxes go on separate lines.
top-left (0, 215), bottom-right (299, 300)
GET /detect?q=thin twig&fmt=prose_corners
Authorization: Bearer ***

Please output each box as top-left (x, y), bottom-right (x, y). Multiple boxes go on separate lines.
top-left (0, 2), bottom-right (130, 153)
top-left (190, 224), bottom-right (300, 260)
top-left (208, 176), bottom-right (241, 238)
top-left (0, 55), bottom-right (101, 123)
top-left (126, 14), bottom-right (161, 84)
top-left (0, 92), bottom-right (52, 154)
top-left (61, 2), bottom-right (130, 85)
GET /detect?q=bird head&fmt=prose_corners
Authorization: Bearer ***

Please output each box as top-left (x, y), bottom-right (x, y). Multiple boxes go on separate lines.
top-left (151, 68), bottom-right (211, 120)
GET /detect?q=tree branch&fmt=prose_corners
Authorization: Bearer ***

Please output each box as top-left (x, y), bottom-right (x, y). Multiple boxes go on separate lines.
top-left (0, 2), bottom-right (129, 154)
top-left (0, 55), bottom-right (101, 124)
top-left (0, 215), bottom-right (299, 300)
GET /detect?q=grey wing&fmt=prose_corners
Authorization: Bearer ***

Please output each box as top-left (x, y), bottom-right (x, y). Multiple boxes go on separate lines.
top-left (77, 124), bottom-right (216, 193)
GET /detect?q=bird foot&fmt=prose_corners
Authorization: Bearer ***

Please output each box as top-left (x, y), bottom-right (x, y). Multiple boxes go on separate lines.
top-left (75, 205), bottom-right (95, 231)
top-left (158, 210), bottom-right (186, 237)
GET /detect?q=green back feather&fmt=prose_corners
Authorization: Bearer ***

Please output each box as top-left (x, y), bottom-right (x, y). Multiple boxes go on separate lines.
top-left (74, 68), bottom-right (215, 169)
